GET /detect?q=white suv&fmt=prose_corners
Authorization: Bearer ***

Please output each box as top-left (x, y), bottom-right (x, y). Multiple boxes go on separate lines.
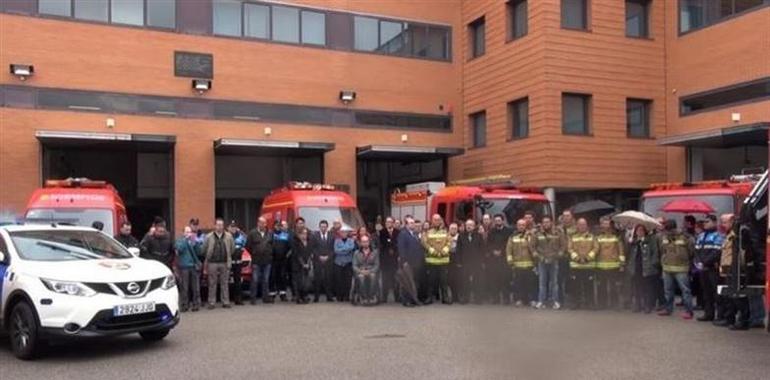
top-left (0, 224), bottom-right (179, 359)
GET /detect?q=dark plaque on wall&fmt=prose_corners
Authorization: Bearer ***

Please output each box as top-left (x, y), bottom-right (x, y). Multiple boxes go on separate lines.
top-left (174, 51), bottom-right (213, 79)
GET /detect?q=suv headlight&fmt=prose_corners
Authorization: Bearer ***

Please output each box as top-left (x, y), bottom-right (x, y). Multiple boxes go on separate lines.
top-left (41, 279), bottom-right (97, 297)
top-left (161, 274), bottom-right (176, 290)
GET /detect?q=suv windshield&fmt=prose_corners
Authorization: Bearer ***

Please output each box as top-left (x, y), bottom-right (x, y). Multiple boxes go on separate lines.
top-left (9, 230), bottom-right (132, 261)
top-left (642, 195), bottom-right (735, 226)
top-left (299, 207), bottom-right (365, 231)
top-left (479, 199), bottom-right (553, 226)
top-left (25, 208), bottom-right (114, 234)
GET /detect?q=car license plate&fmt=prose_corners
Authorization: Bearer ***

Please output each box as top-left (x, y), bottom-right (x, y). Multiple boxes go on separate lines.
top-left (113, 302), bottom-right (156, 317)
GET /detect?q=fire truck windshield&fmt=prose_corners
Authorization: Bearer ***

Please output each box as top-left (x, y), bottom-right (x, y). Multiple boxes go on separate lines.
top-left (25, 208), bottom-right (114, 233)
top-left (299, 207), bottom-right (365, 231)
top-left (480, 199), bottom-right (552, 226)
top-left (641, 195), bottom-right (734, 225)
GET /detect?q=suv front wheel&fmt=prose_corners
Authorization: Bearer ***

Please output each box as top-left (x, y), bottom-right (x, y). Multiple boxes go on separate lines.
top-left (9, 301), bottom-right (42, 360)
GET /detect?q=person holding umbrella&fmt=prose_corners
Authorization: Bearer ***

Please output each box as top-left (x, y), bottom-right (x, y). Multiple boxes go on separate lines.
top-left (627, 224), bottom-right (661, 313)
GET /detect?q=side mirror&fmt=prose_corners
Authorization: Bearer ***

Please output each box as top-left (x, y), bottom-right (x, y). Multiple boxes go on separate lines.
top-left (127, 247), bottom-right (140, 258)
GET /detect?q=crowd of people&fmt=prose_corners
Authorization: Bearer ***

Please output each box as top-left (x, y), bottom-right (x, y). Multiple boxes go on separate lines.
top-left (111, 209), bottom-right (764, 331)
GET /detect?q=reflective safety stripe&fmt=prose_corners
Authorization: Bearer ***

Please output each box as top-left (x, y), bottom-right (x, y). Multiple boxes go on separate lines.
top-left (425, 256), bottom-right (450, 265)
top-left (570, 262), bottom-right (596, 269)
top-left (663, 265), bottom-right (689, 273)
top-left (511, 261), bottom-right (534, 268)
top-left (596, 261), bottom-right (621, 269)
top-left (596, 237), bottom-right (619, 243)
top-left (511, 237), bottom-right (526, 243)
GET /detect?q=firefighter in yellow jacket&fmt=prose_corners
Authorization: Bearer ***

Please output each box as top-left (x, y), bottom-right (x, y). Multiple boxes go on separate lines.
top-left (421, 214), bottom-right (452, 304)
top-left (595, 216), bottom-right (625, 310)
top-left (506, 219), bottom-right (535, 307)
top-left (568, 218), bottom-right (598, 309)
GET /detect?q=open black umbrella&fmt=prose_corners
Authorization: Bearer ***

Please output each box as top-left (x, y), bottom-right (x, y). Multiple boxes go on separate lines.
top-left (571, 200), bottom-right (615, 215)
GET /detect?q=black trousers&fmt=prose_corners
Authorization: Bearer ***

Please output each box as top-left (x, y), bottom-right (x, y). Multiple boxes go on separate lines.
top-left (469, 265), bottom-right (486, 303)
top-left (426, 264), bottom-right (451, 303)
top-left (230, 263), bottom-right (243, 303)
top-left (380, 264), bottom-right (397, 303)
top-left (721, 295), bottom-right (750, 326)
top-left (569, 269), bottom-right (594, 309)
top-left (292, 270), bottom-right (310, 301)
top-left (698, 269), bottom-right (719, 319)
top-left (487, 259), bottom-right (510, 303)
top-left (270, 258), bottom-right (289, 295)
top-left (313, 258), bottom-right (334, 300)
top-left (334, 263), bottom-right (353, 301)
top-left (512, 268), bottom-right (536, 304)
top-left (450, 265), bottom-right (469, 304)
top-left (558, 257), bottom-right (571, 304)
top-left (596, 270), bottom-right (622, 309)
top-left (631, 274), bottom-right (658, 312)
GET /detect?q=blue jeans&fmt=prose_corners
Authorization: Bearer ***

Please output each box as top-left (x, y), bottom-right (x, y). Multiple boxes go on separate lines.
top-left (250, 264), bottom-right (272, 301)
top-left (663, 272), bottom-right (692, 313)
top-left (538, 260), bottom-right (559, 304)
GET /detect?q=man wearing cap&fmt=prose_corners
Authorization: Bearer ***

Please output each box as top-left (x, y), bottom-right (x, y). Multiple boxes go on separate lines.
top-left (694, 214), bottom-right (723, 322)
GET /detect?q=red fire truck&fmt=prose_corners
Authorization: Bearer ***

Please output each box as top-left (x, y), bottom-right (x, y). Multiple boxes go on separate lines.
top-left (24, 178), bottom-right (127, 236)
top-left (391, 176), bottom-right (553, 225)
top-left (260, 182), bottom-right (365, 230)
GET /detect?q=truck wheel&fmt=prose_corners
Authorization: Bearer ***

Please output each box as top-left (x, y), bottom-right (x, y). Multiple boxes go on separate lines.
top-left (9, 302), bottom-right (41, 360)
top-left (139, 329), bottom-right (170, 342)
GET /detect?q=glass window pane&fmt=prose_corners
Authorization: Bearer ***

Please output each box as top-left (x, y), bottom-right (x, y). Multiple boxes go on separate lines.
top-left (627, 100), bottom-right (649, 137)
top-left (426, 27), bottom-right (449, 59)
top-left (213, 0), bottom-right (242, 36)
top-left (561, 0), bottom-right (586, 29)
top-left (472, 112), bottom-right (486, 147)
top-left (354, 16), bottom-right (378, 51)
top-left (379, 20), bottom-right (404, 54)
top-left (626, 1), bottom-right (648, 37)
top-left (272, 6), bottom-right (300, 43)
top-left (301, 10), bottom-right (325, 45)
top-left (244, 3), bottom-right (269, 39)
top-left (563, 95), bottom-right (587, 134)
top-left (471, 19), bottom-right (485, 57)
top-left (516, 100), bottom-right (529, 137)
top-left (40, 0), bottom-right (72, 17)
top-left (74, 0), bottom-right (108, 22)
top-left (735, 0), bottom-right (764, 13)
top-left (111, 0), bottom-right (144, 26)
top-left (513, 0), bottom-right (528, 38)
top-left (680, 0), bottom-right (704, 33)
top-left (147, 0), bottom-right (175, 28)
top-left (405, 24), bottom-right (428, 57)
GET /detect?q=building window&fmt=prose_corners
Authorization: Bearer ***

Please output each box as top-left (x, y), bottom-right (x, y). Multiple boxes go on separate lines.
top-left (354, 16), bottom-right (379, 51)
top-left (679, 0), bottom-right (767, 34)
top-left (626, 0), bottom-right (650, 37)
top-left (507, 0), bottom-right (528, 40)
top-left (561, 0), bottom-right (588, 30)
top-left (272, 6), bottom-right (300, 43)
top-left (469, 16), bottom-right (485, 58)
top-left (244, 3), bottom-right (270, 39)
top-left (146, 0), bottom-right (175, 29)
top-left (379, 20), bottom-right (405, 54)
top-left (213, 0), bottom-right (242, 37)
top-left (562, 93), bottom-right (591, 135)
top-left (40, 0), bottom-right (174, 28)
top-left (509, 98), bottom-right (529, 139)
top-left (627, 99), bottom-right (651, 138)
top-left (39, 0), bottom-right (72, 17)
top-left (470, 111), bottom-right (487, 148)
top-left (301, 10), bottom-right (326, 46)
top-left (74, 0), bottom-right (108, 22)
top-left (112, 0), bottom-right (144, 26)
top-left (680, 77), bottom-right (770, 115)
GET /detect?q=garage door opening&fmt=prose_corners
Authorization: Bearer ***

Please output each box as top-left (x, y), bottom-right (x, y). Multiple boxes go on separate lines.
top-left (37, 131), bottom-right (174, 238)
top-left (213, 139), bottom-right (332, 232)
top-left (356, 145), bottom-right (463, 225)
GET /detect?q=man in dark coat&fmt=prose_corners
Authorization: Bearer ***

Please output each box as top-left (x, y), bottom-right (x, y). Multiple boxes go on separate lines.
top-left (139, 218), bottom-right (174, 269)
top-left (396, 216), bottom-right (425, 307)
top-left (694, 215), bottom-right (723, 322)
top-left (311, 220), bottom-right (336, 302)
top-left (487, 214), bottom-right (513, 304)
top-left (246, 217), bottom-right (273, 304)
top-left (454, 219), bottom-right (482, 304)
top-left (378, 216), bottom-right (400, 303)
top-left (115, 221), bottom-right (139, 249)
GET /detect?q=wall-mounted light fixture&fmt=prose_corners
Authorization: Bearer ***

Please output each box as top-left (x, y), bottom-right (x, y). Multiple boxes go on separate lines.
top-left (10, 64), bottom-right (34, 81)
top-left (401, 134), bottom-right (408, 143)
top-left (264, 127), bottom-right (272, 136)
top-left (192, 79), bottom-right (212, 95)
top-left (339, 90), bottom-right (356, 105)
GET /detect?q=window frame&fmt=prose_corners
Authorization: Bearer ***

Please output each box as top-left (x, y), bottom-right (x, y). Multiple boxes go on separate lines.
top-left (561, 0), bottom-right (589, 31)
top-left (561, 93), bottom-right (592, 136)
top-left (468, 16), bottom-right (486, 59)
top-left (678, 0), bottom-right (770, 36)
top-left (507, 0), bottom-right (528, 41)
top-left (625, 0), bottom-right (650, 38)
top-left (38, 0), bottom-right (176, 30)
top-left (470, 111), bottom-right (487, 148)
top-left (626, 98), bottom-right (652, 138)
top-left (508, 97), bottom-right (529, 140)
top-left (679, 76), bottom-right (770, 116)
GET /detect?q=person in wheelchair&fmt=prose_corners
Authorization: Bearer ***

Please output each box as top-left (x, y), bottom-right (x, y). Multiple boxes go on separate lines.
top-left (352, 234), bottom-right (381, 306)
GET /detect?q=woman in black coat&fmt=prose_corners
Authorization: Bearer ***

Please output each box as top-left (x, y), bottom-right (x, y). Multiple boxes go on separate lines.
top-left (627, 225), bottom-right (661, 313)
top-left (290, 228), bottom-right (314, 304)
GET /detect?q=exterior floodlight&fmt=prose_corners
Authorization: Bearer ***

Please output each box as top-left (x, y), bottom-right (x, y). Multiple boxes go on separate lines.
top-left (10, 64), bottom-right (34, 81)
top-left (192, 79), bottom-right (212, 94)
top-left (339, 90), bottom-right (356, 104)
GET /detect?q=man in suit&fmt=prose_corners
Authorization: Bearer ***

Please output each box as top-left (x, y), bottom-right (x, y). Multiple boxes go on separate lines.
top-left (312, 220), bottom-right (336, 302)
top-left (455, 219), bottom-right (482, 304)
top-left (379, 216), bottom-right (400, 303)
top-left (396, 216), bottom-right (425, 307)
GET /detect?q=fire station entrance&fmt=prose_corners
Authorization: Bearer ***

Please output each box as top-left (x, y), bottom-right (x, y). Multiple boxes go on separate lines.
top-left (213, 139), bottom-right (332, 232)
top-left (356, 145), bottom-right (464, 225)
top-left (36, 130), bottom-right (175, 237)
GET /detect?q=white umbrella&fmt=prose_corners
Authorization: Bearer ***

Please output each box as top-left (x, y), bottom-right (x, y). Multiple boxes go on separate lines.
top-left (612, 211), bottom-right (661, 230)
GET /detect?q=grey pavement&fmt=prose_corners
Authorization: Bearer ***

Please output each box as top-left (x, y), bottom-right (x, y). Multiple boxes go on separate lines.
top-left (2, 303), bottom-right (769, 380)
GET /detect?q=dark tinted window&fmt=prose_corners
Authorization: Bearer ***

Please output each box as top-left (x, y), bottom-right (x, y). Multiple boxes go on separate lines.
top-left (680, 77), bottom-right (770, 115)
top-left (379, 20), bottom-right (405, 54)
top-left (509, 98), bottom-right (529, 139)
top-left (562, 0), bottom-right (588, 30)
top-left (562, 93), bottom-right (590, 135)
top-left (627, 99), bottom-right (651, 138)
top-left (680, 0), bottom-right (766, 33)
top-left (471, 111), bottom-right (487, 147)
top-left (469, 17), bottom-right (485, 58)
top-left (508, 0), bottom-right (528, 39)
top-left (626, 0), bottom-right (650, 37)
top-left (426, 27), bottom-right (450, 59)
top-left (354, 112), bottom-right (451, 130)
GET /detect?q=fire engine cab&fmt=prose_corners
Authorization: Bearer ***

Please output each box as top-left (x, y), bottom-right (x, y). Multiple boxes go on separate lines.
top-left (391, 176), bottom-right (553, 225)
top-left (24, 178), bottom-right (127, 236)
top-left (260, 182), bottom-right (364, 230)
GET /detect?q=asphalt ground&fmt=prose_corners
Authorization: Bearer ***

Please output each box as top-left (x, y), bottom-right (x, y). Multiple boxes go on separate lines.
top-left (2, 302), bottom-right (769, 380)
